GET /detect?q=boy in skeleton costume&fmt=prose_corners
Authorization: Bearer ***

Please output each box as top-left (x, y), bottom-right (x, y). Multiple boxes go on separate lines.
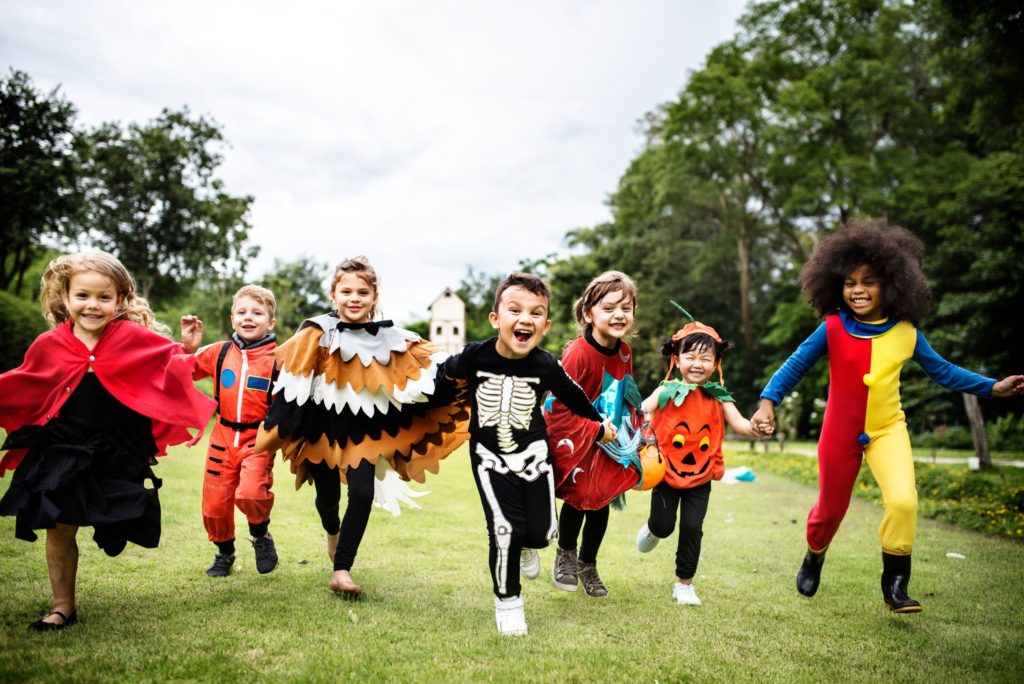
top-left (439, 273), bottom-right (615, 636)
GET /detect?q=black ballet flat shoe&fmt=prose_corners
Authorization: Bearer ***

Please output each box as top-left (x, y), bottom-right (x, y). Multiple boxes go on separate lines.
top-left (796, 547), bottom-right (827, 597)
top-left (881, 552), bottom-right (923, 614)
top-left (29, 610), bottom-right (78, 632)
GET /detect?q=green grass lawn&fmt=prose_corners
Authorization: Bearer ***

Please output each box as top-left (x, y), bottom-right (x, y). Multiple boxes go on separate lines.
top-left (1, 440), bottom-right (1023, 683)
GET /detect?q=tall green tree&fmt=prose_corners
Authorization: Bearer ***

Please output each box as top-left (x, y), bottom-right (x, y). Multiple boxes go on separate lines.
top-left (0, 69), bottom-right (80, 294)
top-left (548, 0), bottom-right (1024, 443)
top-left (455, 266), bottom-right (502, 344)
top-left (75, 108), bottom-right (255, 302)
top-left (259, 255), bottom-right (330, 339)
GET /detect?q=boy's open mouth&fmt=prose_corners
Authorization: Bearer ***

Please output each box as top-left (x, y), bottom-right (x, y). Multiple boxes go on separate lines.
top-left (513, 329), bottom-right (532, 343)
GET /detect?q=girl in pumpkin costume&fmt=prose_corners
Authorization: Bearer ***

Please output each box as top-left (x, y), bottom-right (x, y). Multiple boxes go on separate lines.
top-left (636, 313), bottom-right (763, 606)
top-left (255, 256), bottom-right (468, 598)
top-left (751, 220), bottom-right (1023, 612)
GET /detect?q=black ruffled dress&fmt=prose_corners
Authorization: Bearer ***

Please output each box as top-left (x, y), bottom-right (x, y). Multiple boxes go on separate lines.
top-left (0, 373), bottom-right (161, 556)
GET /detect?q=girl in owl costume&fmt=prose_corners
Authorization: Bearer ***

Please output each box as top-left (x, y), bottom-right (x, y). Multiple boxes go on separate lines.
top-left (256, 257), bottom-right (468, 598)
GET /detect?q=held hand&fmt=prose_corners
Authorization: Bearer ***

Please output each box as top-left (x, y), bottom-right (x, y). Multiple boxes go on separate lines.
top-left (180, 314), bottom-right (204, 354)
top-left (751, 418), bottom-right (774, 438)
top-left (992, 375), bottom-right (1024, 397)
top-left (751, 400), bottom-right (776, 436)
top-left (598, 418), bottom-right (617, 444)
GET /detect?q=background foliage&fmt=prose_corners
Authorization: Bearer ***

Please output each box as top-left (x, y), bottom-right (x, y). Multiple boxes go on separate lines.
top-left (2, 0), bottom-right (1022, 443)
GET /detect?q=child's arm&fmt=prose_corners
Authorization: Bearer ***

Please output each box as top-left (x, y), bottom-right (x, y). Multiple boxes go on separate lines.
top-left (180, 315), bottom-right (204, 354)
top-left (723, 402), bottom-right (766, 438)
top-left (640, 387), bottom-right (661, 416)
top-left (912, 334), bottom-right (1024, 399)
top-left (754, 322), bottom-right (827, 435)
top-left (760, 323), bottom-right (827, 403)
top-left (992, 375), bottom-right (1024, 397)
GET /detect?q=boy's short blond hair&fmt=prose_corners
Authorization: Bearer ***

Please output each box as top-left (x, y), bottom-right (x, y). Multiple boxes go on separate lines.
top-left (233, 284), bottom-right (277, 318)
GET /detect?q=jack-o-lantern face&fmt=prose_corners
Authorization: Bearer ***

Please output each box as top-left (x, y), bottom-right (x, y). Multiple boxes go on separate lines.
top-left (665, 421), bottom-right (713, 478)
top-left (650, 388), bottom-right (724, 488)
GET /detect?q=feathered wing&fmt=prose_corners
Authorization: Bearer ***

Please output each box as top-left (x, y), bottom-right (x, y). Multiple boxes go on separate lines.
top-left (255, 320), bottom-right (469, 489)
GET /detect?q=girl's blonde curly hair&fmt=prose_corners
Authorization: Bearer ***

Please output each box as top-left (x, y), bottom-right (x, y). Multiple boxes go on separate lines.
top-left (40, 250), bottom-right (168, 334)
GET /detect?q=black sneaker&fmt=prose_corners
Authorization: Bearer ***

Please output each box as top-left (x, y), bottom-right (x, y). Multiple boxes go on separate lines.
top-left (206, 553), bottom-right (235, 577)
top-left (577, 562), bottom-right (608, 598)
top-left (551, 547), bottom-right (579, 592)
top-left (252, 535), bottom-right (278, 574)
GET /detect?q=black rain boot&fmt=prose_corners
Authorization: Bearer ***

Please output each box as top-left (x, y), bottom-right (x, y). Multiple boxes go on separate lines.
top-left (796, 546), bottom-right (827, 597)
top-left (881, 552), bottom-right (922, 613)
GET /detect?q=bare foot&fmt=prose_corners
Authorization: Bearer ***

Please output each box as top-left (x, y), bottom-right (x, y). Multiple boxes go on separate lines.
top-left (328, 569), bottom-right (362, 599)
top-left (327, 532), bottom-right (340, 562)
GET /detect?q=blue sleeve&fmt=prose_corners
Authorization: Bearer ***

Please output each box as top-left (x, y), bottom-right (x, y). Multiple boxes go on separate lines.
top-left (912, 331), bottom-right (995, 397)
top-left (760, 323), bottom-right (828, 404)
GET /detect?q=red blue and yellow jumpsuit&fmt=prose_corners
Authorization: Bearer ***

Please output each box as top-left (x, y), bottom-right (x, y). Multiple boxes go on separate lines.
top-left (761, 311), bottom-right (994, 556)
top-left (193, 334), bottom-right (277, 544)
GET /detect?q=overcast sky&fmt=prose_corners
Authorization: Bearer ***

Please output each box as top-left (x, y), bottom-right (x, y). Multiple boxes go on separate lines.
top-left (2, 0), bottom-right (749, 323)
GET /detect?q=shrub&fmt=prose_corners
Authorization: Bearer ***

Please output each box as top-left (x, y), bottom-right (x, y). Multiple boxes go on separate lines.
top-left (0, 291), bottom-right (46, 372)
top-left (911, 424), bottom-right (974, 450)
top-left (988, 413), bottom-right (1024, 452)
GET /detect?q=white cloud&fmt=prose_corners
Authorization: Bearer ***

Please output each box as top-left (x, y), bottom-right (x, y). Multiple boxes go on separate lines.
top-left (2, 0), bottom-right (748, 322)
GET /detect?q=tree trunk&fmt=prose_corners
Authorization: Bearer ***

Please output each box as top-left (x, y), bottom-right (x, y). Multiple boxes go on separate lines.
top-left (736, 230), bottom-right (752, 348)
top-left (962, 393), bottom-right (991, 469)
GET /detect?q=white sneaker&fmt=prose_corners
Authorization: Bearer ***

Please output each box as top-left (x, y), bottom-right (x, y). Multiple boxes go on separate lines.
top-left (672, 582), bottom-right (702, 606)
top-left (636, 523), bottom-right (660, 553)
top-left (520, 548), bottom-right (540, 580)
top-left (495, 596), bottom-right (528, 636)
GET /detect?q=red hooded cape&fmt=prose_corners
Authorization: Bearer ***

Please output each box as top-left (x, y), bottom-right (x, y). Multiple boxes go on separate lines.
top-left (0, 320), bottom-right (217, 474)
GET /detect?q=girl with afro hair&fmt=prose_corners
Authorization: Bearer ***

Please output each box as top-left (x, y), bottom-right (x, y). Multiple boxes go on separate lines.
top-left (751, 219), bottom-right (1024, 613)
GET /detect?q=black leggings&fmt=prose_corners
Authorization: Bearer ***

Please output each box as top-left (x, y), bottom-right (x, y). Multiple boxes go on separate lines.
top-left (308, 459), bottom-right (375, 571)
top-left (647, 481), bottom-right (711, 580)
top-left (557, 502), bottom-right (609, 564)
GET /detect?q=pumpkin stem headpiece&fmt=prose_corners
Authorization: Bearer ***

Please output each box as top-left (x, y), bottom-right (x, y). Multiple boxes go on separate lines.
top-left (665, 300), bottom-right (726, 385)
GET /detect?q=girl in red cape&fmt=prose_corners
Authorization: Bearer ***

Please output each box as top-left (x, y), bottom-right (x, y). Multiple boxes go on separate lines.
top-left (543, 271), bottom-right (644, 598)
top-left (0, 251), bottom-right (216, 631)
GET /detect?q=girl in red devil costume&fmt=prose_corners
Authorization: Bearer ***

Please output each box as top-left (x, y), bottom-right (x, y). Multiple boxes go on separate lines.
top-left (636, 311), bottom-right (765, 606)
top-left (543, 271), bottom-right (644, 598)
top-left (0, 251), bottom-right (216, 631)
top-left (751, 220), bottom-right (1024, 612)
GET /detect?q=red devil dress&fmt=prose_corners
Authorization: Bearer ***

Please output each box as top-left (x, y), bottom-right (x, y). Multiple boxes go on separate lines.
top-left (0, 321), bottom-right (216, 554)
top-left (545, 333), bottom-right (643, 510)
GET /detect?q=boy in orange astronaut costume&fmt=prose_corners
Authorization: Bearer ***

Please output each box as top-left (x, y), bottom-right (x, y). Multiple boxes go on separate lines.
top-left (182, 284), bottom-right (279, 577)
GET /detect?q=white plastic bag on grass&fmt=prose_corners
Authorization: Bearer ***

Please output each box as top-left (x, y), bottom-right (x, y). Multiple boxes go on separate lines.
top-left (722, 466), bottom-right (756, 484)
